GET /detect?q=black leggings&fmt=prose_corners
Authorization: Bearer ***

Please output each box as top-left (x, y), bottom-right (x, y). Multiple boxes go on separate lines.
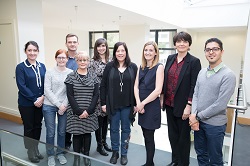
top-left (142, 127), bottom-right (155, 166)
top-left (73, 133), bottom-right (91, 155)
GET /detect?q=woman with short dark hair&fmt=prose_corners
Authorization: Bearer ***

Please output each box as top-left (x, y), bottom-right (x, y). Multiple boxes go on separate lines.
top-left (161, 31), bottom-right (201, 166)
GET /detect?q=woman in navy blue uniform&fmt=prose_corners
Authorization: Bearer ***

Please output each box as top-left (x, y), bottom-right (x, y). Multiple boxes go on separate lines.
top-left (134, 41), bottom-right (164, 166)
top-left (15, 41), bottom-right (46, 163)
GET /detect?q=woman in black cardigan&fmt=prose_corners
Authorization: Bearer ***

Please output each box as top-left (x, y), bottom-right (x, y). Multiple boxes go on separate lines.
top-left (100, 42), bottom-right (137, 165)
top-left (161, 32), bottom-right (201, 166)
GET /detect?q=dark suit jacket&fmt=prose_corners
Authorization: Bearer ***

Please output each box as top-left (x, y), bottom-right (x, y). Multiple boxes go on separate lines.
top-left (162, 52), bottom-right (201, 117)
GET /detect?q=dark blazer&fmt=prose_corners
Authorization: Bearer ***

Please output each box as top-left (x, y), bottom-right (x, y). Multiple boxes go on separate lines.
top-left (162, 52), bottom-right (201, 117)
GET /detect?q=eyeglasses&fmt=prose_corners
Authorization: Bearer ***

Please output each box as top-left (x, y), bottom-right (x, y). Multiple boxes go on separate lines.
top-left (204, 47), bottom-right (221, 53)
top-left (77, 59), bottom-right (89, 63)
top-left (56, 57), bottom-right (67, 60)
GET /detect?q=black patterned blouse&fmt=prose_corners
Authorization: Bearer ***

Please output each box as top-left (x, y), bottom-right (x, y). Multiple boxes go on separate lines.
top-left (88, 59), bottom-right (108, 116)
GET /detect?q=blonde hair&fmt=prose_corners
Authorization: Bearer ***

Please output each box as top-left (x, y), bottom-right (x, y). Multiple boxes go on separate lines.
top-left (141, 41), bottom-right (159, 70)
top-left (75, 51), bottom-right (89, 60)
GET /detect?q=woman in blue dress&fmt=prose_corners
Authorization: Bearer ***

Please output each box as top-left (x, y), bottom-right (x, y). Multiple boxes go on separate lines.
top-left (134, 41), bottom-right (164, 166)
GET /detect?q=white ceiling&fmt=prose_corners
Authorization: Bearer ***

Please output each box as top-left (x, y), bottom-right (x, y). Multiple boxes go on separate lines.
top-left (42, 0), bottom-right (250, 32)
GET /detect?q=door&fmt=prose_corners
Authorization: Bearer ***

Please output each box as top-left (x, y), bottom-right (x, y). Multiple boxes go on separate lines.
top-left (0, 23), bottom-right (19, 115)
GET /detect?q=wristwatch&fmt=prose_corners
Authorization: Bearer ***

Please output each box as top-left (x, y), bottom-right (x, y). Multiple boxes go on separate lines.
top-left (196, 113), bottom-right (201, 121)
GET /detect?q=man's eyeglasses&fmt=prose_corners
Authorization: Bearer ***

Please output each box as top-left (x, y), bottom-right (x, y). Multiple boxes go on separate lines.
top-left (56, 57), bottom-right (67, 60)
top-left (77, 59), bottom-right (89, 63)
top-left (204, 47), bottom-right (221, 53)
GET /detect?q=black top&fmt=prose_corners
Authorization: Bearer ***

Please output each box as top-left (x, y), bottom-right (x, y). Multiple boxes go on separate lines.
top-left (100, 61), bottom-right (138, 121)
top-left (113, 69), bottom-right (131, 109)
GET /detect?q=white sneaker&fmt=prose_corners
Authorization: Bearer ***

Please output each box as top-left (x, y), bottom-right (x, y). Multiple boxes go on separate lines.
top-left (57, 154), bottom-right (67, 165)
top-left (48, 156), bottom-right (56, 166)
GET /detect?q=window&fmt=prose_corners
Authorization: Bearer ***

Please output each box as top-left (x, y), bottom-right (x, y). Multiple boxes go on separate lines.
top-left (150, 29), bottom-right (177, 65)
top-left (89, 31), bottom-right (119, 58)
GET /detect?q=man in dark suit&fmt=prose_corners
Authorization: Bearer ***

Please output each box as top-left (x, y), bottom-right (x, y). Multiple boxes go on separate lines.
top-left (161, 31), bottom-right (201, 166)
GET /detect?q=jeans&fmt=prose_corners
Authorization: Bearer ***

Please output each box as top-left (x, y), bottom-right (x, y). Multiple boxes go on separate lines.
top-left (110, 106), bottom-right (131, 155)
top-left (194, 121), bottom-right (226, 166)
top-left (42, 104), bottom-right (67, 156)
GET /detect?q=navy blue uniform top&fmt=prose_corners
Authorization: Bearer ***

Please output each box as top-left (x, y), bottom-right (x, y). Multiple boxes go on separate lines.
top-left (15, 59), bottom-right (46, 106)
top-left (66, 57), bottom-right (78, 71)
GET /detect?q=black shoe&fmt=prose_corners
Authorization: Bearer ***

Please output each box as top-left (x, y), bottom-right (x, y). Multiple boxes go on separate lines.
top-left (73, 156), bottom-right (80, 166)
top-left (84, 158), bottom-right (91, 166)
top-left (103, 142), bottom-right (112, 152)
top-left (110, 151), bottom-right (119, 164)
top-left (81, 147), bottom-right (84, 154)
top-left (120, 155), bottom-right (128, 165)
top-left (166, 162), bottom-right (178, 166)
top-left (27, 149), bottom-right (40, 163)
top-left (97, 145), bottom-right (108, 156)
top-left (34, 146), bottom-right (44, 159)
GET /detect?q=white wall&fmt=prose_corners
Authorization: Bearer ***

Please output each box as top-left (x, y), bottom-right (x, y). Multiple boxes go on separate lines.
top-left (43, 27), bottom-right (89, 69)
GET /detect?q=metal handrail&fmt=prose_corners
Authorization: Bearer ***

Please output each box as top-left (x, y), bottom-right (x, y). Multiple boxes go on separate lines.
top-left (227, 83), bottom-right (248, 166)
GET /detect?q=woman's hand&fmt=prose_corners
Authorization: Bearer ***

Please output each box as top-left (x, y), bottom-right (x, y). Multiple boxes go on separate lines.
top-left (34, 95), bottom-right (44, 108)
top-left (101, 105), bottom-right (106, 113)
top-left (79, 110), bottom-right (89, 119)
top-left (58, 104), bottom-right (66, 115)
top-left (182, 104), bottom-right (191, 120)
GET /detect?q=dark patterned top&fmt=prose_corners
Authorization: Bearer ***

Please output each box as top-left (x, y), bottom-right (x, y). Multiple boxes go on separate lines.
top-left (65, 71), bottom-right (99, 135)
top-left (88, 59), bottom-right (107, 116)
top-left (165, 57), bottom-right (185, 107)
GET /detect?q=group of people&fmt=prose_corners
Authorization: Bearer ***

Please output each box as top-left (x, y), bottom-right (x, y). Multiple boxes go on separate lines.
top-left (15, 31), bottom-right (236, 166)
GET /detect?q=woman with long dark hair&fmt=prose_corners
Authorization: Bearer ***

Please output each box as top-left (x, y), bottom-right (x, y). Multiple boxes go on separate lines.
top-left (88, 38), bottom-right (111, 156)
top-left (100, 42), bottom-right (137, 165)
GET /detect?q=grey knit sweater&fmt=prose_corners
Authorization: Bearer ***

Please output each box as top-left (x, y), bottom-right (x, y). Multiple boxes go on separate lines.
top-left (44, 67), bottom-right (72, 108)
top-left (192, 66), bottom-right (236, 126)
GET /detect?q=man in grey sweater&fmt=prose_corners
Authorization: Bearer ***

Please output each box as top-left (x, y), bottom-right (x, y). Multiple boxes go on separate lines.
top-left (189, 38), bottom-right (236, 166)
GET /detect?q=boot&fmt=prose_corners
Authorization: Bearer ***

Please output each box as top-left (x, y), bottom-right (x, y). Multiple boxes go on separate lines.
top-left (83, 134), bottom-right (92, 166)
top-left (97, 143), bottom-right (108, 156)
top-left (83, 153), bottom-right (91, 166)
top-left (27, 148), bottom-right (40, 163)
top-left (34, 145), bottom-right (44, 159)
top-left (73, 156), bottom-right (80, 166)
top-left (120, 155), bottom-right (128, 165)
top-left (110, 151), bottom-right (119, 164)
top-left (102, 139), bottom-right (112, 152)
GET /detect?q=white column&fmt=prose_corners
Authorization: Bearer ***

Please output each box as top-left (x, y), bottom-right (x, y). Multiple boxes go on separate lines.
top-left (119, 24), bottom-right (150, 66)
top-left (16, 0), bottom-right (45, 63)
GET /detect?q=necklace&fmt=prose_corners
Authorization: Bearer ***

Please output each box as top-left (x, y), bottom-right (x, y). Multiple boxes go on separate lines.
top-left (119, 72), bottom-right (124, 92)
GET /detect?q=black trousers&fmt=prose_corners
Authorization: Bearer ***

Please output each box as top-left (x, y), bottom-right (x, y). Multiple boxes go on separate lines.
top-left (73, 133), bottom-right (91, 155)
top-left (95, 115), bottom-right (109, 144)
top-left (142, 127), bottom-right (155, 166)
top-left (166, 105), bottom-right (191, 166)
top-left (18, 105), bottom-right (43, 149)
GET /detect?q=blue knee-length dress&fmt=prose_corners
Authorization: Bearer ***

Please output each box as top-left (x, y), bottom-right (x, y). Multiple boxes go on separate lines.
top-left (138, 64), bottom-right (162, 130)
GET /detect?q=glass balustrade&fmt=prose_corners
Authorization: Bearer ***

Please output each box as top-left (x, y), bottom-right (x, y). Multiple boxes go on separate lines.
top-left (0, 130), bottom-right (112, 166)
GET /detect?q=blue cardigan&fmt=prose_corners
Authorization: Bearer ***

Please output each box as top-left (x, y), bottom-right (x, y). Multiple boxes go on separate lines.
top-left (15, 59), bottom-right (46, 106)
